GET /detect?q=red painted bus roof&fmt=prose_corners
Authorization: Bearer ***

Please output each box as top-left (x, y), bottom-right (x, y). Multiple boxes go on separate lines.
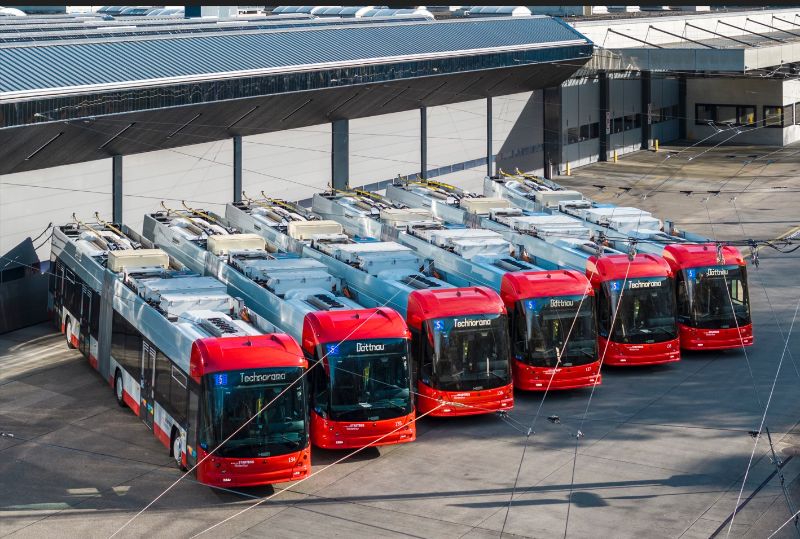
top-left (406, 286), bottom-right (506, 330)
top-left (500, 269), bottom-right (592, 308)
top-left (301, 308), bottom-right (409, 351)
top-left (190, 334), bottom-right (305, 381)
top-left (585, 253), bottom-right (672, 286)
top-left (662, 243), bottom-right (744, 271)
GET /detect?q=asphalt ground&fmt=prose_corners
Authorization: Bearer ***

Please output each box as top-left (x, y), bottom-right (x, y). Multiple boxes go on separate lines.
top-left (1, 144), bottom-right (799, 538)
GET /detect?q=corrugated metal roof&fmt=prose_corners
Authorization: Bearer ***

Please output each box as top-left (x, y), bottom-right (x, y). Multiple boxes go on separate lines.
top-left (0, 17), bottom-right (591, 94)
top-left (0, 15), bottom-right (434, 43)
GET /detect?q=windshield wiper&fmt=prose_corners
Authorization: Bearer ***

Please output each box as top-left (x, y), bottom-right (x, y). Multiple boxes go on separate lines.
top-left (484, 370), bottom-right (509, 383)
top-left (372, 399), bottom-right (410, 413)
top-left (270, 433), bottom-right (301, 448)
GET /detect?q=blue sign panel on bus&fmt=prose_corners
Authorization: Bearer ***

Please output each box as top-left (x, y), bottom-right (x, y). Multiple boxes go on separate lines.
top-left (213, 373), bottom-right (228, 386)
top-left (433, 319), bottom-right (445, 331)
top-left (326, 344), bottom-right (339, 356)
top-left (687, 269), bottom-right (696, 280)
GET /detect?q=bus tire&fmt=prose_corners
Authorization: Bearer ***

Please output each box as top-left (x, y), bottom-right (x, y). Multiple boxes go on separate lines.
top-left (65, 317), bottom-right (76, 349)
top-left (171, 429), bottom-right (186, 471)
top-left (114, 370), bottom-right (126, 408)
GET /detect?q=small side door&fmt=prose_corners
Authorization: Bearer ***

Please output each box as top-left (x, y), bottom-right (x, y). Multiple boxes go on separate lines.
top-left (140, 342), bottom-right (156, 430)
top-left (79, 285), bottom-right (92, 357)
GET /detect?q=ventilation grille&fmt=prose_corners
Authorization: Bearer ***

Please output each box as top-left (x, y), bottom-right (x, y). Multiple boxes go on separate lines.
top-left (306, 294), bottom-right (345, 311)
top-left (201, 316), bottom-right (241, 337)
top-left (401, 274), bottom-right (440, 289)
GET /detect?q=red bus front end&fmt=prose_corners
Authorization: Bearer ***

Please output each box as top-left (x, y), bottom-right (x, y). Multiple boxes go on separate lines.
top-left (302, 308), bottom-right (416, 450)
top-left (500, 270), bottom-right (602, 391)
top-left (407, 287), bottom-right (514, 417)
top-left (195, 446), bottom-right (310, 487)
top-left (190, 335), bottom-right (310, 488)
top-left (587, 254), bottom-right (681, 366)
top-left (662, 244), bottom-right (753, 351)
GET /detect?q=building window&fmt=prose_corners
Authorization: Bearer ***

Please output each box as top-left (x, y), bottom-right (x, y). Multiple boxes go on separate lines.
top-left (580, 123), bottom-right (590, 141)
top-left (613, 117), bottom-right (623, 134)
top-left (716, 105), bottom-right (738, 126)
top-left (696, 104), bottom-right (714, 125)
top-left (624, 114), bottom-right (640, 131)
top-left (794, 102), bottom-right (800, 125)
top-left (567, 126), bottom-right (580, 145)
top-left (590, 122), bottom-right (600, 139)
top-left (763, 105), bottom-right (784, 127)
top-left (695, 104), bottom-right (757, 127)
top-left (738, 106), bottom-right (756, 126)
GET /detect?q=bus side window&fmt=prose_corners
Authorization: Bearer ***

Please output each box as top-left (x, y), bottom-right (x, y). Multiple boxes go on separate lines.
top-left (512, 305), bottom-right (527, 357)
top-left (676, 278), bottom-right (689, 319)
top-left (186, 385), bottom-right (200, 467)
top-left (596, 288), bottom-right (609, 337)
top-left (311, 354), bottom-right (328, 417)
top-left (153, 351), bottom-right (171, 405)
top-left (170, 366), bottom-right (188, 424)
top-left (419, 327), bottom-right (434, 385)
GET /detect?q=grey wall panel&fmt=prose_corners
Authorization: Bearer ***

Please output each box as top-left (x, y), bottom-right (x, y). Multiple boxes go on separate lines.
top-left (350, 110), bottom-right (419, 187)
top-left (495, 91), bottom-right (544, 175)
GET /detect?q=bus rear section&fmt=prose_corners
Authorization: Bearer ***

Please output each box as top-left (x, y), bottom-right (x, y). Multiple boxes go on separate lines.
top-left (662, 244), bottom-right (753, 351)
top-left (501, 270), bottom-right (601, 390)
top-left (406, 287), bottom-right (514, 416)
top-left (587, 254), bottom-right (681, 366)
top-left (191, 335), bottom-right (310, 488)
top-left (303, 309), bottom-right (416, 449)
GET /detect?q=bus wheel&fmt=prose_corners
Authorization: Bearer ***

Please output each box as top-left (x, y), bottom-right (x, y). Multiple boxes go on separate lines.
top-left (65, 317), bottom-right (76, 349)
top-left (114, 370), bottom-right (126, 408)
top-left (171, 430), bottom-right (186, 471)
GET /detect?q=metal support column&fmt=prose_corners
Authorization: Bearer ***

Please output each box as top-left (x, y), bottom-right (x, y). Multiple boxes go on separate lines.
top-left (112, 155), bottom-right (122, 223)
top-left (486, 97), bottom-right (494, 177)
top-left (599, 71), bottom-right (610, 162)
top-left (641, 70), bottom-right (652, 150)
top-left (420, 107), bottom-right (428, 179)
top-left (331, 119), bottom-right (349, 190)
top-left (233, 135), bottom-right (243, 202)
top-left (542, 86), bottom-right (562, 179)
top-left (678, 75), bottom-right (687, 140)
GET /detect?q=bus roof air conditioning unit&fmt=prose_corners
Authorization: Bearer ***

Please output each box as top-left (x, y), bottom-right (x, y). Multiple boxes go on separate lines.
top-left (108, 249), bottom-right (169, 272)
top-left (206, 233), bottom-right (265, 255)
top-left (287, 220), bottom-right (343, 240)
top-left (461, 197), bottom-right (511, 215)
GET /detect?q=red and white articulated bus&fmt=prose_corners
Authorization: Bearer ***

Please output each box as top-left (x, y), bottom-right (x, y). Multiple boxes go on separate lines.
top-left (586, 254), bottom-right (681, 366)
top-left (500, 270), bottom-right (600, 390)
top-left (662, 244), bottom-right (752, 350)
top-left (49, 219), bottom-right (310, 487)
top-left (224, 199), bottom-right (514, 417)
top-left (143, 209), bottom-right (416, 450)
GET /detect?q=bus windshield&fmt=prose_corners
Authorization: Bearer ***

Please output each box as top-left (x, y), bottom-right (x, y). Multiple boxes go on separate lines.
top-left (677, 265), bottom-right (751, 329)
top-left (203, 367), bottom-right (307, 458)
top-left (425, 314), bottom-right (511, 392)
top-left (321, 338), bottom-right (412, 422)
top-left (602, 277), bottom-right (678, 344)
top-left (515, 295), bottom-right (597, 368)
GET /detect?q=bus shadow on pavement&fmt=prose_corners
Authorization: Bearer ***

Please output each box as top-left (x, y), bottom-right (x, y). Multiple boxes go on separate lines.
top-left (310, 446), bottom-right (381, 466)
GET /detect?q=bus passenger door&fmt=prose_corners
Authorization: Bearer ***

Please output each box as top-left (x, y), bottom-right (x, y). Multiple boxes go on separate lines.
top-left (185, 386), bottom-right (200, 469)
top-left (140, 342), bottom-right (156, 430)
top-left (79, 285), bottom-right (92, 358)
